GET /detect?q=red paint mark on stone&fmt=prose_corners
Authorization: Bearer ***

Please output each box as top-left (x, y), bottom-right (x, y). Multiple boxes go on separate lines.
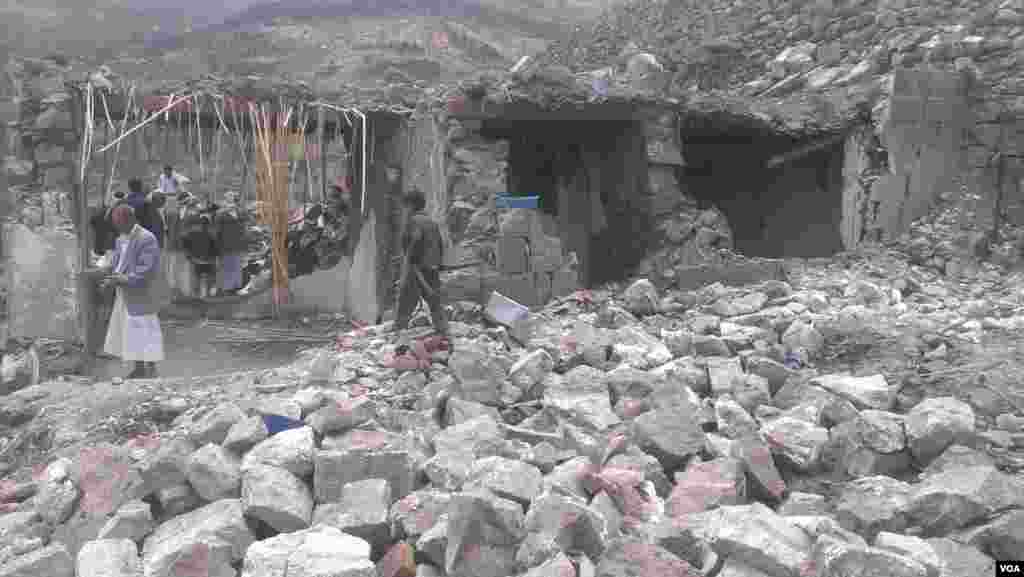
top-left (767, 479), bottom-right (787, 498)
top-left (0, 480), bottom-right (16, 503)
top-left (621, 399), bottom-right (646, 418)
top-left (560, 510), bottom-right (580, 529)
top-left (347, 430), bottom-right (389, 450)
top-left (573, 289), bottom-right (594, 305)
top-left (395, 495), bottom-right (418, 513)
top-left (414, 510), bottom-right (435, 532)
top-left (669, 462), bottom-right (738, 517)
top-left (462, 542), bottom-right (482, 564)
top-left (77, 446), bottom-right (132, 516)
top-left (749, 445), bottom-right (774, 467)
top-left (556, 557), bottom-right (577, 577)
top-left (127, 432), bottom-right (162, 451)
top-left (31, 464), bottom-right (46, 483)
top-left (799, 559), bottom-right (817, 577)
top-left (379, 542), bottom-right (417, 577)
top-left (621, 542), bottom-right (697, 576)
top-left (172, 543), bottom-right (210, 577)
top-left (336, 335), bottom-right (355, 351)
top-left (349, 382), bottom-right (369, 397)
top-left (0, 502), bottom-right (17, 514)
top-left (765, 432), bottom-right (785, 448)
top-left (559, 335), bottom-right (578, 354)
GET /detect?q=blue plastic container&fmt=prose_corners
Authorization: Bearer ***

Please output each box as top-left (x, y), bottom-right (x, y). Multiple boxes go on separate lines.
top-left (262, 414), bottom-right (304, 436)
top-left (495, 194), bottom-right (539, 209)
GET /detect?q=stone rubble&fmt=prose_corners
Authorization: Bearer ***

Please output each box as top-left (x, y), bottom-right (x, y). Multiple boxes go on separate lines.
top-left (2, 243), bottom-right (1024, 577)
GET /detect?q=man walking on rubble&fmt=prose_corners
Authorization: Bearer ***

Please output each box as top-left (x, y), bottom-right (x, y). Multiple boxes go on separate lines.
top-left (393, 188), bottom-right (448, 336)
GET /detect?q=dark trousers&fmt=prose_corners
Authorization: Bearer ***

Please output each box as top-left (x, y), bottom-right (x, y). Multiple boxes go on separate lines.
top-left (394, 266), bottom-right (448, 333)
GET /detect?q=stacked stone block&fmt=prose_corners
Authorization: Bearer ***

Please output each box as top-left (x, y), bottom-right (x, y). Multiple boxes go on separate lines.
top-left (493, 208), bottom-right (578, 307)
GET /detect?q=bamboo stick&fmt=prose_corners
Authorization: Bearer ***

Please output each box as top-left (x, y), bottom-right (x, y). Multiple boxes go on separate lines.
top-left (318, 105), bottom-right (326, 202)
top-left (96, 93), bottom-right (192, 154)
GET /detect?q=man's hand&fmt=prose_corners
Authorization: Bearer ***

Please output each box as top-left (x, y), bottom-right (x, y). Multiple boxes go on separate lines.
top-left (102, 273), bottom-right (129, 288)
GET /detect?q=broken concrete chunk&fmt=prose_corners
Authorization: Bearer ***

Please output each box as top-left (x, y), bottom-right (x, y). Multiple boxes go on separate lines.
top-left (222, 415), bottom-right (269, 454)
top-left (241, 464), bottom-right (313, 533)
top-left (761, 416), bottom-right (829, 472)
top-left (75, 539), bottom-right (142, 577)
top-left (240, 525), bottom-right (374, 577)
top-left (873, 532), bottom-right (943, 577)
top-left (312, 479), bottom-right (392, 554)
top-left (545, 366), bottom-right (620, 431)
top-left (141, 499), bottom-right (254, 577)
top-left (668, 458), bottom-right (746, 518)
top-left (0, 543), bottom-right (74, 577)
top-left (834, 476), bottom-right (912, 540)
top-left (240, 425), bottom-right (315, 477)
top-left (97, 500), bottom-right (154, 542)
top-left (315, 431), bottom-right (417, 503)
top-left (812, 534), bottom-right (929, 577)
top-left (596, 538), bottom-right (697, 577)
top-left (389, 489), bottom-right (453, 540)
top-left (464, 456), bottom-right (543, 508)
top-left (185, 443), bottom-right (242, 502)
top-left (904, 397), bottom-right (976, 465)
top-left (632, 402), bottom-right (706, 475)
top-left (810, 374), bottom-right (898, 411)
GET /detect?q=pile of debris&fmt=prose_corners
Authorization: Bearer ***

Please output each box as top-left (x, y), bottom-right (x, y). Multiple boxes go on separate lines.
top-left (1, 252), bottom-right (1022, 576)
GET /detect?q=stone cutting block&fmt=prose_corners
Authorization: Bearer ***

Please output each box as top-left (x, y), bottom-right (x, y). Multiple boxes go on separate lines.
top-left (496, 235), bottom-right (530, 274)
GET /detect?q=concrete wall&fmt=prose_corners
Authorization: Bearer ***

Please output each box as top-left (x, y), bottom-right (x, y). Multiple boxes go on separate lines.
top-left (872, 66), bottom-right (970, 237)
top-left (2, 57), bottom-right (83, 344)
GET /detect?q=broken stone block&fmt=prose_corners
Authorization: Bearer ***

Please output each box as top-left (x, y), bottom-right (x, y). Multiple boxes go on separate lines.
top-left (422, 451), bottom-right (475, 490)
top-left (306, 395), bottom-right (377, 435)
top-left (773, 378), bottom-right (858, 427)
top-left (314, 430), bottom-right (416, 503)
top-left (181, 403), bottom-right (246, 446)
top-left (378, 542), bottom-right (416, 577)
top-left (34, 479), bottom-right (78, 525)
top-left (873, 532), bottom-right (943, 577)
top-left (524, 490), bottom-right (609, 561)
top-left (464, 456), bottom-right (543, 508)
top-left (712, 292), bottom-right (768, 317)
top-left (134, 438), bottom-right (195, 498)
top-left (545, 366), bottom-right (620, 431)
top-left (241, 425), bottom-right (315, 477)
top-left (0, 543), bottom-right (73, 577)
top-left (744, 356), bottom-right (792, 395)
top-left (449, 346), bottom-right (511, 405)
top-left (222, 415), bottom-right (268, 454)
top-left (623, 279), bottom-right (659, 316)
top-left (905, 465), bottom-right (1022, 537)
top-left (778, 492), bottom-right (830, 517)
top-left (415, 516), bottom-right (449, 566)
top-left (730, 435), bottom-right (786, 501)
top-left (825, 411), bottom-right (912, 477)
top-left (834, 476), bottom-right (912, 539)
top-left (922, 445), bottom-right (995, 475)
top-left (186, 443), bottom-right (241, 502)
top-left (668, 457), bottom-right (746, 518)
top-left (812, 534), bottom-right (929, 577)
top-left (141, 499), bottom-right (254, 577)
top-left (596, 538), bottom-right (697, 577)
top-left (904, 397), bottom-right (976, 465)
top-left (523, 553), bottom-right (577, 577)
top-left (312, 478), bottom-right (391, 553)
top-left (785, 515), bottom-right (866, 547)
top-left (515, 533), bottom-right (562, 572)
top-left (707, 357), bottom-right (745, 397)
top-left (445, 397), bottom-right (502, 427)
top-left (695, 504), bottom-right (813, 576)
top-left (925, 537), bottom-right (995, 577)
top-left (390, 489), bottom-right (453, 540)
top-left (632, 402), bottom-right (706, 475)
top-left (810, 374), bottom-right (898, 411)
top-left (508, 349), bottom-right (555, 395)
top-left (155, 483), bottom-right (200, 518)
top-left (241, 464), bottom-right (313, 533)
top-left (97, 500), bottom-right (153, 541)
top-left (241, 525), bottom-right (374, 577)
top-left (542, 457), bottom-right (592, 501)
top-left (444, 492), bottom-right (525, 577)
top-left (761, 416), bottom-right (829, 472)
top-left (75, 539), bottom-right (141, 577)
top-left (959, 508), bottom-right (1024, 561)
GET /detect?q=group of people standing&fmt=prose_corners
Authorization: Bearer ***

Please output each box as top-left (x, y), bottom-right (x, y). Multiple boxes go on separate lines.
top-left (91, 165), bottom-right (251, 379)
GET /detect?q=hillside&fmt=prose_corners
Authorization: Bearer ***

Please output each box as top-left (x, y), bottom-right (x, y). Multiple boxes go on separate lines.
top-left (538, 0), bottom-right (1022, 104)
top-left (2, 0), bottom-right (617, 95)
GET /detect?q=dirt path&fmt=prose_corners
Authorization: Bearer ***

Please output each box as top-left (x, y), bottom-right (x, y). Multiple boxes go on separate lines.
top-left (85, 316), bottom-right (340, 380)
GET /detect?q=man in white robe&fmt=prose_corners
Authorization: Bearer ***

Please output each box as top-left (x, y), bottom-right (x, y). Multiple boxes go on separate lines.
top-left (101, 204), bottom-right (165, 379)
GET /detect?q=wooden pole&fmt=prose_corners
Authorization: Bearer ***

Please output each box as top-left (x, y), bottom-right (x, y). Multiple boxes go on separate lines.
top-left (100, 120), bottom-right (110, 206)
top-left (318, 105), bottom-right (326, 202)
top-left (71, 87), bottom-right (93, 353)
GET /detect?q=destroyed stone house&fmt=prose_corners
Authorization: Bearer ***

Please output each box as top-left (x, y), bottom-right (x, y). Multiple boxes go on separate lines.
top-left (436, 75), bottom-right (896, 301)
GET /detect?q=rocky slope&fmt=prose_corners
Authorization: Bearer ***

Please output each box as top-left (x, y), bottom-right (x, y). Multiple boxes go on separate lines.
top-left (1, 215), bottom-right (1023, 575)
top-left (539, 0), bottom-right (1022, 106)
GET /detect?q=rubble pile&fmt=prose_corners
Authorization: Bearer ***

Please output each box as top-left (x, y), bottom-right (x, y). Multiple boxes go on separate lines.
top-left (540, 0), bottom-right (1023, 100)
top-left (634, 196), bottom-right (736, 285)
top-left (2, 254), bottom-right (1023, 576)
